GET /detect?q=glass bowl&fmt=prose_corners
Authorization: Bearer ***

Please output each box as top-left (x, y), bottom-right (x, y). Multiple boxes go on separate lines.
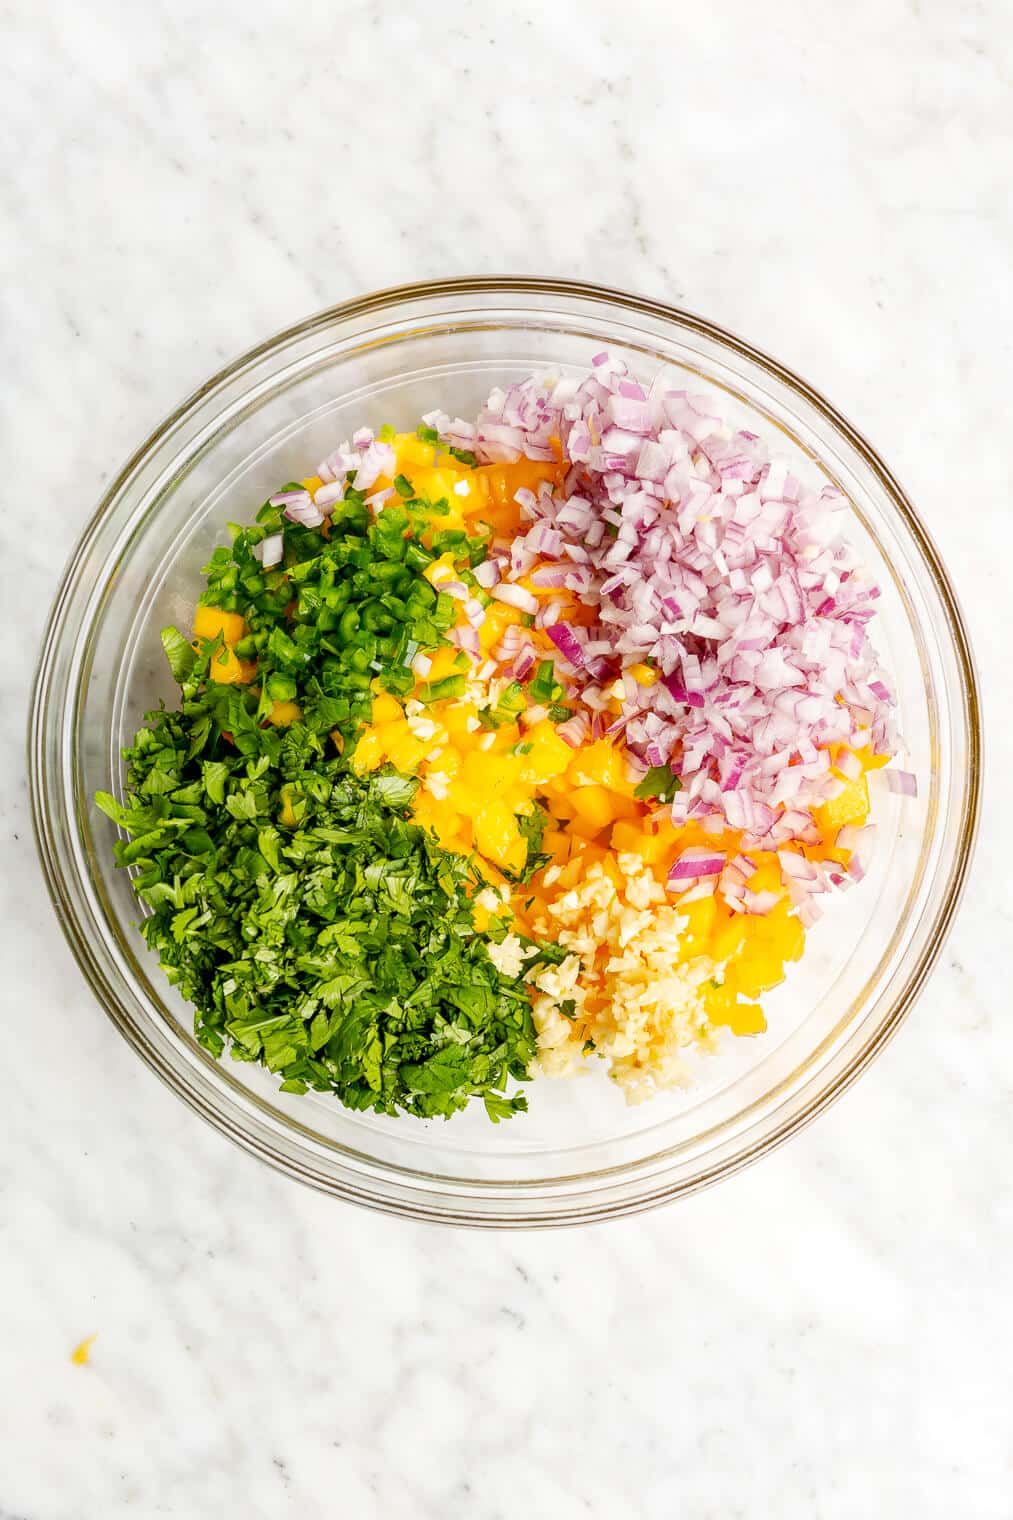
top-left (29, 278), bottom-right (981, 1227)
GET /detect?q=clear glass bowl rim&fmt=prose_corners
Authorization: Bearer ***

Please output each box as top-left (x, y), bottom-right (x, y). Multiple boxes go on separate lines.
top-left (29, 276), bottom-right (983, 1227)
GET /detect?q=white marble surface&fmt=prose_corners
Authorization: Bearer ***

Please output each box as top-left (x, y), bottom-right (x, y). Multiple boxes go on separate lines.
top-left (3, 0), bottom-right (1010, 1514)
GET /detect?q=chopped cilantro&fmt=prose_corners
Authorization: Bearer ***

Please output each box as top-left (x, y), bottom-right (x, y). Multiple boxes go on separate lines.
top-left (508, 806), bottom-right (552, 884)
top-left (633, 764), bottom-right (684, 804)
top-left (104, 738), bottom-right (544, 1120)
top-left (160, 626), bottom-right (196, 685)
top-left (94, 436), bottom-right (568, 1123)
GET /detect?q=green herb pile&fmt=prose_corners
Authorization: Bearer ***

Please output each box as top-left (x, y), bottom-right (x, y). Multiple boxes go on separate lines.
top-left (96, 472), bottom-right (562, 1121)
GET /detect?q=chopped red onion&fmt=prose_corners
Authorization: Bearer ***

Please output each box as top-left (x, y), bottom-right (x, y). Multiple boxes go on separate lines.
top-left (256, 532), bottom-right (284, 569)
top-left (490, 583), bottom-right (539, 615)
top-left (668, 848), bottom-right (726, 882)
top-left (545, 623), bottom-right (586, 668)
top-left (466, 358), bottom-right (900, 853)
top-left (556, 712), bottom-right (591, 747)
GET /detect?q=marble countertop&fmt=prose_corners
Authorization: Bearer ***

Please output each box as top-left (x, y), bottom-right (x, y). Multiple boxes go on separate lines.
top-left (4, 0), bottom-right (1009, 1514)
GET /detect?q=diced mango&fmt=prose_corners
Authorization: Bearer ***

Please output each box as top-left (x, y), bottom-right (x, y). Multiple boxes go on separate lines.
top-left (813, 774), bottom-right (870, 836)
top-left (758, 903), bottom-right (806, 963)
top-left (352, 729), bottom-right (386, 773)
top-left (567, 739), bottom-right (630, 793)
top-left (423, 552), bottom-right (460, 588)
top-left (371, 693), bottom-right (404, 725)
top-left (746, 853), bottom-right (782, 895)
top-left (679, 895), bottom-right (718, 951)
top-left (474, 801), bottom-right (526, 873)
top-left (193, 606), bottom-right (247, 646)
top-left (555, 854), bottom-right (586, 888)
top-left (705, 982), bottom-right (767, 1035)
top-left (726, 1001), bottom-right (767, 1036)
top-left (266, 700), bottom-right (302, 726)
top-left (460, 750), bottom-right (524, 802)
top-left (478, 602), bottom-right (521, 652)
top-left (470, 461), bottom-right (560, 533)
top-left (704, 981), bottom-right (735, 1024)
top-left (472, 898), bottom-right (494, 933)
top-left (384, 728), bottom-right (429, 773)
top-left (395, 435), bottom-right (437, 470)
top-left (569, 786), bottom-right (618, 831)
top-left (425, 645), bottom-right (466, 683)
top-left (542, 828), bottom-right (571, 864)
top-left (442, 702), bottom-right (479, 737)
top-left (727, 947), bottom-right (785, 999)
top-left (432, 747), bottom-right (461, 779)
top-left (519, 722), bottom-right (573, 785)
top-left (711, 912), bottom-right (749, 963)
top-left (411, 466), bottom-right (467, 513)
top-left (208, 647), bottom-right (256, 685)
top-left (611, 819), bottom-right (645, 855)
top-left (608, 792), bottom-right (639, 821)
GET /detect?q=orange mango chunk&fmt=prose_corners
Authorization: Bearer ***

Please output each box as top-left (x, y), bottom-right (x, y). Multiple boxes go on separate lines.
top-left (813, 774), bottom-right (870, 836)
top-left (208, 646), bottom-right (256, 685)
top-left (193, 606), bottom-right (247, 646)
top-left (266, 700), bottom-right (302, 726)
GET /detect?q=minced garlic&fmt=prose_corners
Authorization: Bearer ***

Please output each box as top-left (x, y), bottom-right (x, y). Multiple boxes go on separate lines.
top-left (529, 858), bottom-right (718, 1103)
top-left (486, 932), bottom-right (533, 979)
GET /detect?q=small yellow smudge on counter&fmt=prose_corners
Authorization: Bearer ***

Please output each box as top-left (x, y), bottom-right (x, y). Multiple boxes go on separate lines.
top-left (71, 1334), bottom-right (97, 1366)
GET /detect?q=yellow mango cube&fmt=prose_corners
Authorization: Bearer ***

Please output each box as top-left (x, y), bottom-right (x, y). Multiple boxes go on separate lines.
top-left (679, 896), bottom-right (718, 951)
top-left (478, 602), bottom-right (521, 652)
top-left (813, 774), bottom-right (870, 836)
top-left (711, 913), bottom-right (749, 963)
top-left (727, 947), bottom-right (785, 999)
top-left (442, 702), bottom-right (479, 737)
top-left (570, 785), bottom-right (618, 831)
top-left (474, 801), bottom-right (526, 873)
top-left (705, 982), bottom-right (767, 1035)
top-left (542, 828), bottom-right (571, 864)
top-left (746, 853), bottom-right (783, 895)
top-left (266, 700), bottom-right (302, 726)
top-left (610, 819), bottom-right (644, 855)
top-left (395, 435), bottom-right (437, 470)
top-left (370, 693), bottom-right (404, 725)
top-left (460, 750), bottom-right (523, 800)
top-left (726, 1001), bottom-right (767, 1036)
top-left (352, 729), bottom-right (386, 773)
top-left (519, 722), bottom-right (573, 785)
top-left (566, 739), bottom-right (628, 792)
top-left (193, 605), bottom-right (247, 646)
top-left (425, 645), bottom-right (466, 683)
top-left (208, 646), bottom-right (255, 685)
top-left (384, 728), bottom-right (429, 774)
top-left (759, 903), bottom-right (806, 963)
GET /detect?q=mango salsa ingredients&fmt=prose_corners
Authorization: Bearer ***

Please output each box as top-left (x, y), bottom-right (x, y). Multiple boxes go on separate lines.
top-left (97, 359), bottom-right (910, 1119)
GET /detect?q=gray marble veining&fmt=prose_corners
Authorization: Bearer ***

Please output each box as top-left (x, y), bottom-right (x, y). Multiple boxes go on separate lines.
top-left (2, 0), bottom-right (1009, 1515)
